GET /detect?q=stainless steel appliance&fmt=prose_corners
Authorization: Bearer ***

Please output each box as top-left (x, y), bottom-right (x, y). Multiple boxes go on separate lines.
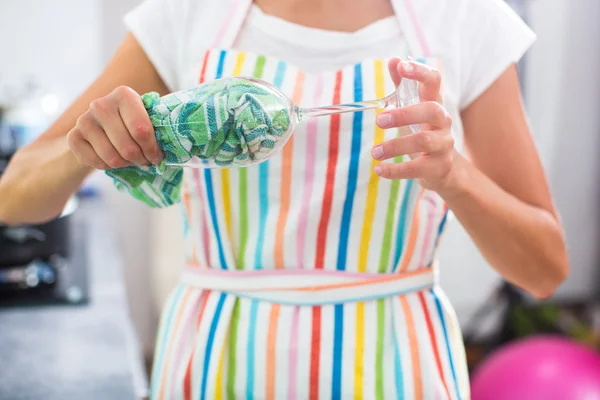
top-left (0, 157), bottom-right (89, 305)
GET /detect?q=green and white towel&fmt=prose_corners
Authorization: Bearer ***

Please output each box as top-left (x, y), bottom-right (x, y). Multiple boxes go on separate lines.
top-left (106, 78), bottom-right (291, 208)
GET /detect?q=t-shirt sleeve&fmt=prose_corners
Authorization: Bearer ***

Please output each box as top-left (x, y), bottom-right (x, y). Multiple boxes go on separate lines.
top-left (124, 0), bottom-right (188, 91)
top-left (458, 0), bottom-right (536, 109)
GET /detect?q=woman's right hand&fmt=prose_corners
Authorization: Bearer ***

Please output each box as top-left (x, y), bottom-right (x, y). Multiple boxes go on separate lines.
top-left (67, 86), bottom-right (164, 170)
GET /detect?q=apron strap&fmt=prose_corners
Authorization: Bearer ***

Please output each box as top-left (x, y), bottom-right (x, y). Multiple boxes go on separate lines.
top-left (205, 0), bottom-right (430, 58)
top-left (391, 0), bottom-right (432, 57)
top-left (392, 0), bottom-right (451, 264)
top-left (181, 266), bottom-right (437, 306)
top-left (195, 0), bottom-right (252, 50)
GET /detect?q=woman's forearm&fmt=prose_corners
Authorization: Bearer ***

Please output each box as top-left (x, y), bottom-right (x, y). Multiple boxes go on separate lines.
top-left (0, 136), bottom-right (93, 225)
top-left (438, 153), bottom-right (568, 299)
top-left (0, 33), bottom-right (169, 226)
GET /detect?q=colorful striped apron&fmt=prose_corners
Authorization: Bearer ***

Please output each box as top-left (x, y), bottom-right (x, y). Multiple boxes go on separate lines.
top-left (150, 0), bottom-right (470, 399)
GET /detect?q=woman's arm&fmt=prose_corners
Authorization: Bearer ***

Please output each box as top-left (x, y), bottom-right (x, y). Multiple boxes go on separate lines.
top-left (375, 60), bottom-right (568, 299)
top-left (443, 65), bottom-right (568, 299)
top-left (0, 33), bottom-right (168, 225)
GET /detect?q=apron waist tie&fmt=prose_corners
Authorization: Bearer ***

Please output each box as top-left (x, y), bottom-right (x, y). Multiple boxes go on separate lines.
top-left (181, 265), bottom-right (438, 306)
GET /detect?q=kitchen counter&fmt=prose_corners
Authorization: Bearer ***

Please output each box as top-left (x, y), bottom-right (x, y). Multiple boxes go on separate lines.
top-left (0, 199), bottom-right (147, 400)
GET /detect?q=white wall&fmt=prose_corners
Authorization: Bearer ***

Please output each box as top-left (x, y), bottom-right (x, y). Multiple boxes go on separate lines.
top-left (0, 1), bottom-right (102, 110)
top-left (530, 0), bottom-right (600, 298)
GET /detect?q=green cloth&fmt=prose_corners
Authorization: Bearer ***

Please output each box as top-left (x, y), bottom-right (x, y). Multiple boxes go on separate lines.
top-left (106, 78), bottom-right (291, 208)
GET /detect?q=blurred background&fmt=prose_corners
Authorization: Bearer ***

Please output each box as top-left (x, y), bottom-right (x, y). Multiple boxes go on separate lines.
top-left (0, 0), bottom-right (599, 399)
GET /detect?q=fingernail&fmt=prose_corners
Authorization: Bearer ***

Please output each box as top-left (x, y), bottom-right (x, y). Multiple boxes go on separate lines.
top-left (372, 145), bottom-right (384, 160)
top-left (374, 165), bottom-right (382, 176)
top-left (377, 113), bottom-right (392, 128)
top-left (402, 61), bottom-right (414, 73)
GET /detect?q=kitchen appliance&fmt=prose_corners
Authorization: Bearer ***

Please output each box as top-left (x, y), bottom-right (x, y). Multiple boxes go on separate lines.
top-left (0, 153), bottom-right (89, 305)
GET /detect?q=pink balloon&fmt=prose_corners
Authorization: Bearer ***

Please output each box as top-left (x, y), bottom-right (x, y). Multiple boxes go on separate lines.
top-left (471, 336), bottom-right (600, 400)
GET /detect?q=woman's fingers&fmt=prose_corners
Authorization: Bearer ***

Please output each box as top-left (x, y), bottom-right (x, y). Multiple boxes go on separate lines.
top-left (67, 85), bottom-right (162, 171)
top-left (377, 101), bottom-right (451, 129)
top-left (388, 57), bottom-right (402, 87)
top-left (67, 134), bottom-right (111, 170)
top-left (379, 59), bottom-right (453, 183)
top-left (76, 113), bottom-right (128, 169)
top-left (374, 153), bottom-right (453, 181)
top-left (388, 58), bottom-right (443, 102)
top-left (113, 86), bottom-right (163, 165)
top-left (372, 131), bottom-right (454, 161)
top-left (90, 95), bottom-right (150, 167)
top-left (397, 60), bottom-right (442, 102)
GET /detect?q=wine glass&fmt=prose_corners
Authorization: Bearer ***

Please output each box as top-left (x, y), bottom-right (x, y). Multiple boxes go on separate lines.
top-left (163, 76), bottom-right (420, 169)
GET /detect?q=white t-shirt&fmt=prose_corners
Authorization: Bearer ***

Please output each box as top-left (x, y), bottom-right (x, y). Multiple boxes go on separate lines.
top-left (125, 0), bottom-right (535, 151)
top-left (234, 5), bottom-right (408, 75)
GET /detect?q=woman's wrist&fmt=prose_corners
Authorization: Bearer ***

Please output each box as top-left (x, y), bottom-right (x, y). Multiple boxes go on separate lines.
top-left (0, 137), bottom-right (93, 225)
top-left (430, 151), bottom-right (472, 202)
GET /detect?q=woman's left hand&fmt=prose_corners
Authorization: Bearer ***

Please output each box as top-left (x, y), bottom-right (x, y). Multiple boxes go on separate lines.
top-left (372, 59), bottom-right (456, 192)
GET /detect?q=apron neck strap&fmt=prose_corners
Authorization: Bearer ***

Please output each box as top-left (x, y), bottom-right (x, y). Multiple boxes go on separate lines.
top-left (209, 0), bottom-right (253, 49)
top-left (391, 0), bottom-right (431, 57)
top-left (206, 0), bottom-right (431, 57)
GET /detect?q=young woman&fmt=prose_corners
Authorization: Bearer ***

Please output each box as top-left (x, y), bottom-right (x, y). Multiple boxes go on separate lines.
top-left (0, 0), bottom-right (568, 398)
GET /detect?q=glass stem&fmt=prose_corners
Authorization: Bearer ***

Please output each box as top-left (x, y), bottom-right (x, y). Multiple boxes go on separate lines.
top-left (296, 93), bottom-right (394, 121)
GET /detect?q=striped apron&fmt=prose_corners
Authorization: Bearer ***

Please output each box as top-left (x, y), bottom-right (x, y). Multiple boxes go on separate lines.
top-left (150, 0), bottom-right (470, 399)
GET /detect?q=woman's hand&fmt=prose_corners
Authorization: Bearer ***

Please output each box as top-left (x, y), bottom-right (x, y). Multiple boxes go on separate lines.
top-left (372, 59), bottom-right (456, 192)
top-left (372, 61), bottom-right (568, 299)
top-left (67, 86), bottom-right (163, 170)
